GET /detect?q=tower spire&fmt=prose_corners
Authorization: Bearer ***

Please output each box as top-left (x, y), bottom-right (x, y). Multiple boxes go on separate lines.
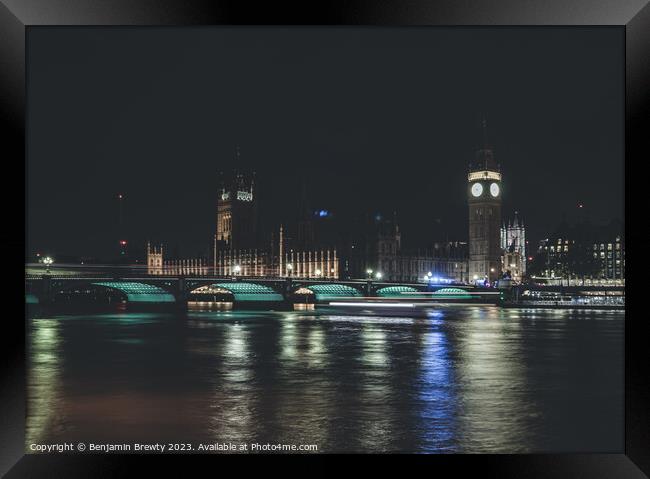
top-left (481, 113), bottom-right (488, 149)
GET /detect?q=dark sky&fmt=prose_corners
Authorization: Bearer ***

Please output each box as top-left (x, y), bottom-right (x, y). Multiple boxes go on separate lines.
top-left (27, 27), bottom-right (624, 259)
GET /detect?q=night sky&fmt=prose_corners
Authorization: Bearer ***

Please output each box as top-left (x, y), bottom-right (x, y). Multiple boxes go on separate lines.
top-left (27, 27), bottom-right (624, 259)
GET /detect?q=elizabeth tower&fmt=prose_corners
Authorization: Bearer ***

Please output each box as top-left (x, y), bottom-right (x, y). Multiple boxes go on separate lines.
top-left (468, 119), bottom-right (502, 283)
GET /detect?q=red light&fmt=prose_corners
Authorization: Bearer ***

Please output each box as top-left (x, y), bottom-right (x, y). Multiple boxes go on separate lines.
top-left (120, 240), bottom-right (127, 245)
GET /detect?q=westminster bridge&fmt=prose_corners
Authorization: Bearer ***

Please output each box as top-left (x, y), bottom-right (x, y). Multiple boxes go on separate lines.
top-left (25, 266), bottom-right (497, 307)
top-left (25, 264), bottom-right (625, 308)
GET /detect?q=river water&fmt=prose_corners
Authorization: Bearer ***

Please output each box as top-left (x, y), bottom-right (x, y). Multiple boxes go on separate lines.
top-left (26, 306), bottom-right (623, 453)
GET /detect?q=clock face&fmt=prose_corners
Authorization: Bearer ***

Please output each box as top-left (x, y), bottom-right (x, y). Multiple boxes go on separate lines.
top-left (490, 182), bottom-right (500, 197)
top-left (471, 182), bottom-right (483, 197)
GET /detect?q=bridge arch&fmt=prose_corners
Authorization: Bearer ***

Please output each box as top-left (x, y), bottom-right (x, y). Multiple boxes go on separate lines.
top-left (292, 284), bottom-right (362, 302)
top-left (431, 287), bottom-right (472, 299)
top-left (190, 282), bottom-right (284, 302)
top-left (91, 282), bottom-right (176, 302)
top-left (376, 285), bottom-right (419, 297)
top-left (54, 281), bottom-right (176, 303)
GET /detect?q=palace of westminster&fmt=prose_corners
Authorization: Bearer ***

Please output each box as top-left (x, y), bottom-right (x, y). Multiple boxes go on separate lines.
top-left (145, 125), bottom-right (625, 285)
top-left (147, 128), bottom-right (536, 285)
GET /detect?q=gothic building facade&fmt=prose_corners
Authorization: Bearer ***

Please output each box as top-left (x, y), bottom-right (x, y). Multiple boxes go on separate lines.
top-left (346, 213), bottom-right (469, 283)
top-left (501, 212), bottom-right (526, 281)
top-left (147, 163), bottom-right (338, 278)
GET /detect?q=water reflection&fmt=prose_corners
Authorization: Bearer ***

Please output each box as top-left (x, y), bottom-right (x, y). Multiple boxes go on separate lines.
top-left (454, 307), bottom-right (531, 452)
top-left (417, 324), bottom-right (455, 452)
top-left (26, 307), bottom-right (624, 453)
top-left (26, 318), bottom-right (63, 446)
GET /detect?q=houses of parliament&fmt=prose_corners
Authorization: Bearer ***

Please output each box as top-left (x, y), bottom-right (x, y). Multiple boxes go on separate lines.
top-left (147, 132), bottom-right (524, 284)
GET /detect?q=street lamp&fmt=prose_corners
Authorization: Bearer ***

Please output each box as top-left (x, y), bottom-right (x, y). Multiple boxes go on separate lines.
top-left (42, 256), bottom-right (54, 274)
top-left (286, 263), bottom-right (293, 277)
top-left (366, 268), bottom-right (373, 279)
top-left (375, 272), bottom-right (382, 280)
top-left (315, 269), bottom-right (322, 277)
top-left (233, 264), bottom-right (241, 275)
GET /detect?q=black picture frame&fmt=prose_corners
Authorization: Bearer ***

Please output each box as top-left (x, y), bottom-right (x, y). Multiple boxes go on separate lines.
top-left (2, 1), bottom-right (645, 476)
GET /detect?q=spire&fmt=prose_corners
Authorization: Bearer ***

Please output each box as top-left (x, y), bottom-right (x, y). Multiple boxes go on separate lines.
top-left (481, 113), bottom-right (489, 149)
top-left (473, 113), bottom-right (498, 172)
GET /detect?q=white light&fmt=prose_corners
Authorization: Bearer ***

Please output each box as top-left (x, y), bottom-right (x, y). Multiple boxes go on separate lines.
top-left (473, 275), bottom-right (478, 280)
top-left (375, 272), bottom-right (382, 279)
top-left (315, 269), bottom-right (322, 276)
top-left (329, 302), bottom-right (414, 308)
top-left (366, 269), bottom-right (373, 275)
top-left (233, 265), bottom-right (241, 273)
top-left (236, 191), bottom-right (253, 201)
top-left (427, 271), bottom-right (432, 277)
top-left (286, 263), bottom-right (293, 270)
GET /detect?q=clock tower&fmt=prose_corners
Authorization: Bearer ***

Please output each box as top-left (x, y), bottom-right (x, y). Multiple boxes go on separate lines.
top-left (216, 148), bottom-right (258, 250)
top-left (468, 119), bottom-right (502, 284)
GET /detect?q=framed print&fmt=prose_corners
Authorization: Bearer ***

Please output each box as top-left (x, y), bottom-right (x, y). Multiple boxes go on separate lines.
top-left (1, 0), bottom-right (646, 476)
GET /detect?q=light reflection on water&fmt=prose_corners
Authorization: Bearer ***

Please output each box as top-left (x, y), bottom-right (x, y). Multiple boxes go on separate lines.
top-left (26, 307), bottom-right (623, 453)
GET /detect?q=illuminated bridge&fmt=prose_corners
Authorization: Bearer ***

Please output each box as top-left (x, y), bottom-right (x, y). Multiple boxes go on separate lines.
top-left (25, 273), bottom-right (492, 308)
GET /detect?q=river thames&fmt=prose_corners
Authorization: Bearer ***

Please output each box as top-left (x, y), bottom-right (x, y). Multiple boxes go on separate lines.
top-left (26, 306), bottom-right (623, 453)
